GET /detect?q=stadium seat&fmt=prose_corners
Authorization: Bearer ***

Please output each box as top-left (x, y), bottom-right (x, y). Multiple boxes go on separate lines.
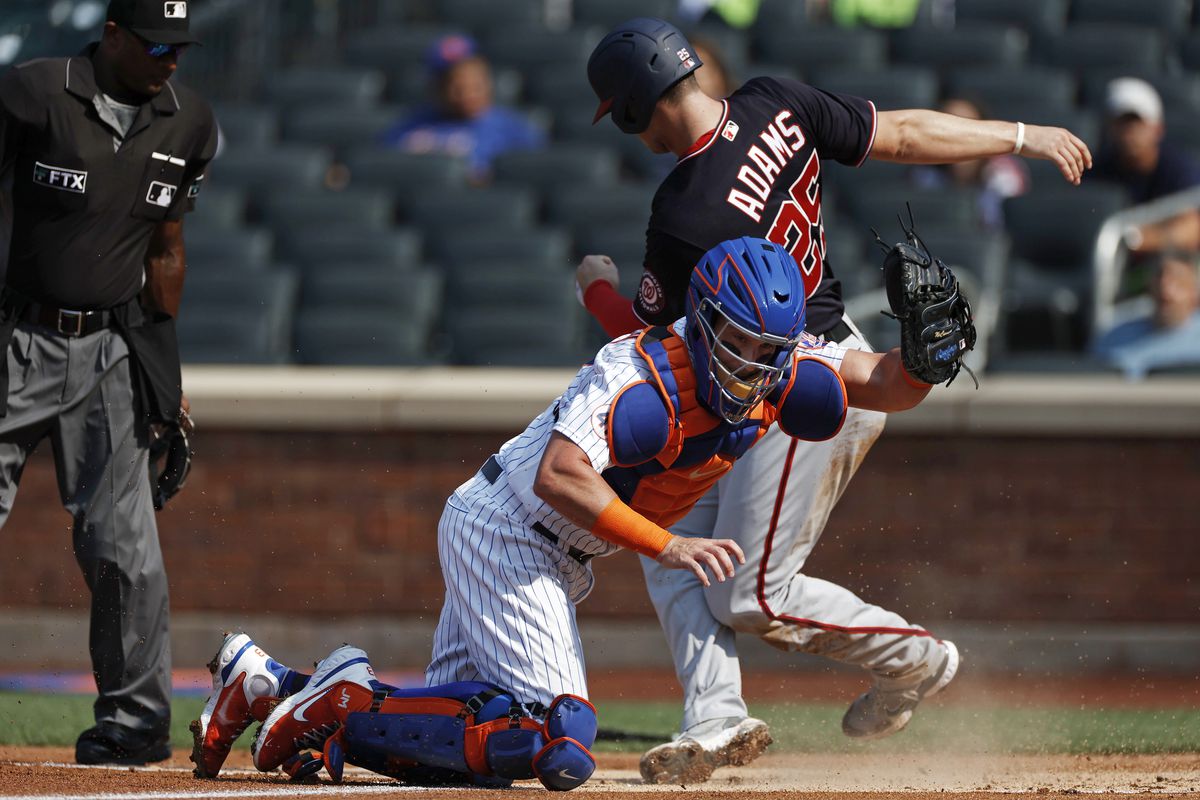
top-left (484, 26), bottom-right (603, 75)
top-left (212, 105), bottom-right (279, 148)
top-left (177, 311), bottom-right (283, 365)
top-left (433, 228), bottom-right (572, 270)
top-left (342, 25), bottom-right (455, 71)
top-left (891, 24), bottom-right (1028, 69)
top-left (1166, 108), bottom-right (1200, 150)
top-left (447, 311), bottom-right (584, 367)
top-left (545, 184), bottom-right (656, 239)
top-left (1001, 185), bottom-right (1128, 350)
top-left (448, 264), bottom-right (577, 321)
top-left (183, 270), bottom-right (298, 360)
top-left (808, 67), bottom-right (938, 111)
top-left (258, 189), bottom-right (396, 236)
top-left (207, 145), bottom-right (332, 194)
top-left (1069, 0), bottom-right (1191, 32)
top-left (944, 67), bottom-right (1077, 114)
top-left (823, 161), bottom-right (912, 213)
top-left (263, 68), bottom-right (387, 109)
top-left (844, 186), bottom-right (983, 233)
top-left (524, 70), bottom-right (595, 108)
top-left (301, 268), bottom-right (443, 330)
top-left (294, 310), bottom-right (439, 366)
top-left (573, 0), bottom-right (673, 26)
top-left (435, 0), bottom-right (544, 32)
top-left (282, 106), bottom-right (404, 152)
top-left (954, 0), bottom-right (1068, 38)
top-left (188, 187), bottom-right (246, 230)
top-left (1034, 25), bottom-right (1166, 74)
top-left (1181, 34), bottom-right (1200, 71)
top-left (1080, 73), bottom-right (1200, 116)
top-left (280, 229), bottom-right (423, 269)
top-left (185, 228), bottom-right (274, 271)
top-left (757, 28), bottom-right (886, 74)
top-left (492, 145), bottom-right (621, 192)
top-left (342, 150), bottom-right (468, 191)
top-left (401, 186), bottom-right (539, 234)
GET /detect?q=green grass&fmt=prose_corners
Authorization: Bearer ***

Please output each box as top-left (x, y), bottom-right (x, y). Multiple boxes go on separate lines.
top-left (2, 692), bottom-right (1198, 755)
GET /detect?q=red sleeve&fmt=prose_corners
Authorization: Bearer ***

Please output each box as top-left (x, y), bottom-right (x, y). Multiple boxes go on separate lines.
top-left (583, 280), bottom-right (644, 338)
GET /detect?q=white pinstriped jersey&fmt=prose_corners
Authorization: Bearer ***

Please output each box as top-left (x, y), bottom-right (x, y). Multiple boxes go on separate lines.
top-left (491, 320), bottom-right (849, 561)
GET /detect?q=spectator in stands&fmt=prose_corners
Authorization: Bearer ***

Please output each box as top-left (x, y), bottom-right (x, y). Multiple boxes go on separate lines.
top-left (378, 34), bottom-right (545, 183)
top-left (910, 96), bottom-right (1029, 229)
top-left (1093, 252), bottom-right (1200, 378)
top-left (1090, 77), bottom-right (1200, 255)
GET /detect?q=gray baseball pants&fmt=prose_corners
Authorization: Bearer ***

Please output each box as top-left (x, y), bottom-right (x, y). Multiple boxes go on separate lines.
top-left (640, 326), bottom-right (941, 732)
top-left (0, 322), bottom-right (170, 736)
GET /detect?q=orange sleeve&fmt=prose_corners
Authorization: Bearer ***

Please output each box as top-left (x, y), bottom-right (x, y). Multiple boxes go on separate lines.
top-left (583, 280), bottom-right (644, 338)
top-left (591, 497), bottom-right (674, 558)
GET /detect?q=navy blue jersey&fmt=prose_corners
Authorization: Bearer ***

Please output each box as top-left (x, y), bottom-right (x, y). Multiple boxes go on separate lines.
top-left (638, 77), bottom-right (876, 336)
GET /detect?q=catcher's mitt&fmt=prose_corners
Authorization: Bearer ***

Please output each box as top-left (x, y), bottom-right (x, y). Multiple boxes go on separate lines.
top-left (148, 421), bottom-right (192, 510)
top-left (876, 213), bottom-right (977, 386)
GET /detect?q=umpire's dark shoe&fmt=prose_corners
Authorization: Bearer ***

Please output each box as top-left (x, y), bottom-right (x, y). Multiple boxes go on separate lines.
top-left (76, 722), bottom-right (171, 765)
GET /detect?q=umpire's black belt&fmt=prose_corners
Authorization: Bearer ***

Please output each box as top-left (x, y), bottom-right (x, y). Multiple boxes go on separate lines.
top-left (480, 454), bottom-right (595, 566)
top-left (23, 303), bottom-right (114, 337)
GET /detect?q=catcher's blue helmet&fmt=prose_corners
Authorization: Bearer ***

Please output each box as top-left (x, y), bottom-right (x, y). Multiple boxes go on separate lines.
top-left (685, 237), bottom-right (807, 423)
top-left (587, 17), bottom-right (701, 134)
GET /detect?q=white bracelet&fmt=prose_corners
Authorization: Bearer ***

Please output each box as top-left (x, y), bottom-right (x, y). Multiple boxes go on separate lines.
top-left (1013, 121), bottom-right (1025, 155)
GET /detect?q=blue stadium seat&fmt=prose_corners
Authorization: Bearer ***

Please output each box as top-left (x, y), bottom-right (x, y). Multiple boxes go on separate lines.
top-left (282, 106), bottom-right (404, 152)
top-left (945, 67), bottom-right (1077, 114)
top-left (573, 0), bottom-right (673, 26)
top-left (341, 25), bottom-right (456, 71)
top-left (263, 68), bottom-right (387, 109)
top-left (343, 150), bottom-right (468, 191)
top-left (280, 229), bottom-right (423, 269)
top-left (448, 262), bottom-right (576, 317)
top-left (492, 144), bottom-right (621, 191)
top-left (808, 67), bottom-right (939, 111)
top-left (301, 268), bottom-right (443, 331)
top-left (757, 28), bottom-right (887, 75)
top-left (1069, 0), bottom-right (1191, 32)
top-left (545, 184), bottom-right (656, 239)
top-left (180, 270), bottom-right (299, 363)
top-left (294, 310), bottom-right (439, 366)
top-left (434, 0), bottom-right (545, 32)
top-left (1034, 25), bottom-right (1167, 74)
top-left (207, 145), bottom-right (332, 194)
top-left (401, 186), bottom-right (539, 234)
top-left (1080, 73), bottom-right (1200, 116)
top-left (177, 311), bottom-right (282, 365)
top-left (212, 105), bottom-right (279, 148)
top-left (258, 189), bottom-right (396, 236)
top-left (484, 26), bottom-right (603, 74)
top-left (954, 0), bottom-right (1068, 38)
top-left (844, 186), bottom-right (984, 238)
top-left (891, 24), bottom-right (1028, 69)
top-left (432, 228), bottom-right (571, 270)
top-left (524, 70), bottom-right (595, 108)
top-left (187, 187), bottom-right (246, 230)
top-left (185, 228), bottom-right (274, 271)
top-left (447, 311), bottom-right (584, 367)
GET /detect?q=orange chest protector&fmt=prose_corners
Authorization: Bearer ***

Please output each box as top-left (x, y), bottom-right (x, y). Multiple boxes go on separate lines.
top-left (602, 327), bottom-right (776, 528)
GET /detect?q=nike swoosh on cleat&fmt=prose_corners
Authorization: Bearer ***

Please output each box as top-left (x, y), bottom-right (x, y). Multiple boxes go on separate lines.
top-left (292, 688), bottom-right (333, 723)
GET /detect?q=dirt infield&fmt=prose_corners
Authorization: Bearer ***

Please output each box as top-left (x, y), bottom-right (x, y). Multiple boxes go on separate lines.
top-left (1, 748), bottom-right (1197, 799)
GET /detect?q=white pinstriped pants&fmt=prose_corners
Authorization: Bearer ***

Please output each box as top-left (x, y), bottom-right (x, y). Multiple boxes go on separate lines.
top-left (426, 468), bottom-right (593, 707)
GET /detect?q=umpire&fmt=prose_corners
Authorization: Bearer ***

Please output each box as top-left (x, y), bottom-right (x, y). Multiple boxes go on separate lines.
top-left (0, 0), bottom-right (215, 764)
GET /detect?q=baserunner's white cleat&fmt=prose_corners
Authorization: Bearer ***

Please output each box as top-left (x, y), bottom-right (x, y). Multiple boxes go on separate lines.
top-left (842, 639), bottom-right (960, 740)
top-left (640, 716), bottom-right (773, 784)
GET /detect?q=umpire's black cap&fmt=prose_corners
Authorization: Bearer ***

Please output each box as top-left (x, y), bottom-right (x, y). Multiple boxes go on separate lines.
top-left (588, 17), bottom-right (701, 134)
top-left (107, 0), bottom-right (201, 45)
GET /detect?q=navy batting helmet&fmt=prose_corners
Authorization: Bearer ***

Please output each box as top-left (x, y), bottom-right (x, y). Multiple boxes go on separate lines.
top-left (587, 17), bottom-right (702, 134)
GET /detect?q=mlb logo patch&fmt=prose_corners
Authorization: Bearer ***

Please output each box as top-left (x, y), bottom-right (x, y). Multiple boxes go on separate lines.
top-left (164, 2), bottom-right (187, 18)
top-left (147, 181), bottom-right (177, 207)
top-left (721, 121), bottom-right (739, 142)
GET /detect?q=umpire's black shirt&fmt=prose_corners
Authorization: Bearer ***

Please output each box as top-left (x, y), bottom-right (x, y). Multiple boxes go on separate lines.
top-left (0, 46), bottom-right (217, 309)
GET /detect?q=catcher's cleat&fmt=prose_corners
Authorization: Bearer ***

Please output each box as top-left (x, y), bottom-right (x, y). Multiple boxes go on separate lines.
top-left (190, 632), bottom-right (300, 779)
top-left (639, 716), bottom-right (772, 785)
top-left (842, 639), bottom-right (960, 740)
top-left (252, 644), bottom-right (378, 773)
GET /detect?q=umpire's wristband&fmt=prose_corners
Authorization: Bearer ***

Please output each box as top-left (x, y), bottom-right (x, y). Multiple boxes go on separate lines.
top-left (591, 497), bottom-right (673, 558)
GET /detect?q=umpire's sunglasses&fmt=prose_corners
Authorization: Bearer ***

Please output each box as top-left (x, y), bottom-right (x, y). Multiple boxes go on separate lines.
top-left (127, 29), bottom-right (187, 58)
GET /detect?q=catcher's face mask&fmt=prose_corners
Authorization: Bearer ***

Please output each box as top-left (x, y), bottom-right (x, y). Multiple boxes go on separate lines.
top-left (695, 304), bottom-right (798, 423)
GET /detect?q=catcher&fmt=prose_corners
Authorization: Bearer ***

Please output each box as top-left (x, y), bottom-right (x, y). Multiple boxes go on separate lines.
top-left (189, 233), bottom-right (973, 790)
